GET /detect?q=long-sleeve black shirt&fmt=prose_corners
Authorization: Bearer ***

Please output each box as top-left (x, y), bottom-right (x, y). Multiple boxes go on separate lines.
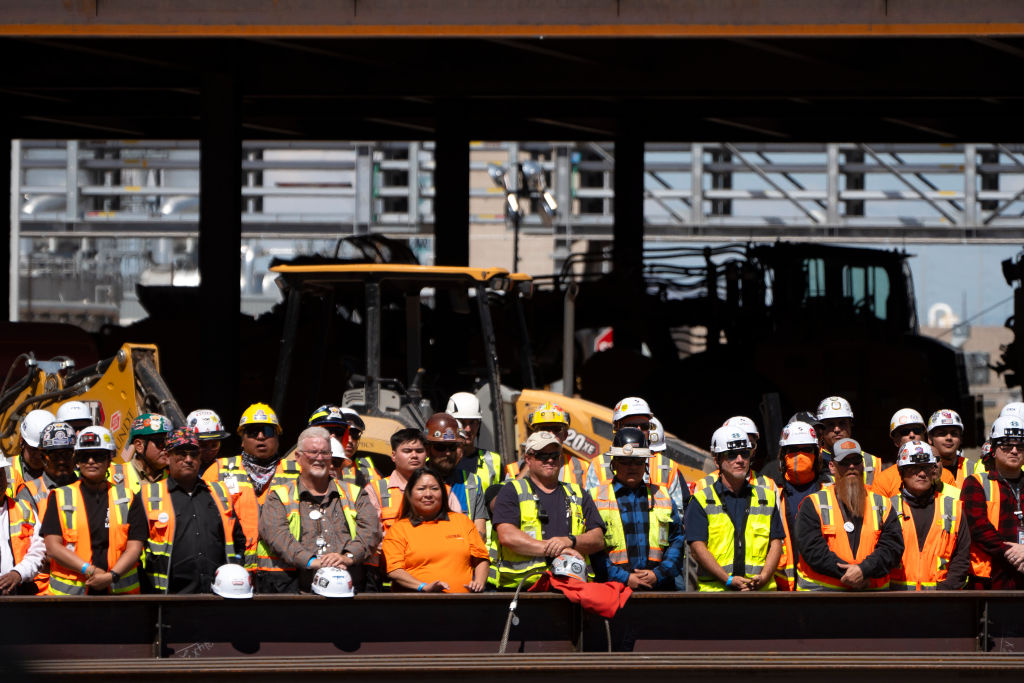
top-left (795, 492), bottom-right (904, 580)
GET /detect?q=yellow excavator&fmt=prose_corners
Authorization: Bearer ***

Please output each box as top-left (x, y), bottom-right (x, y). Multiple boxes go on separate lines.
top-left (0, 337), bottom-right (183, 463)
top-left (268, 263), bottom-right (712, 482)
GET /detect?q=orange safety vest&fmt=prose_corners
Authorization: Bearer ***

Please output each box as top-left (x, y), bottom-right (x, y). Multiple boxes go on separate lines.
top-left (967, 471), bottom-right (1001, 580)
top-left (19, 477), bottom-right (56, 593)
top-left (202, 454), bottom-right (301, 504)
top-left (795, 486), bottom-right (892, 591)
top-left (775, 496), bottom-right (795, 591)
top-left (5, 455), bottom-right (28, 497)
top-left (47, 480), bottom-right (140, 595)
top-left (889, 490), bottom-right (961, 590)
top-left (140, 479), bottom-right (251, 592)
top-left (5, 496), bottom-right (36, 571)
top-left (951, 456), bottom-right (984, 490)
top-left (506, 453), bottom-right (586, 485)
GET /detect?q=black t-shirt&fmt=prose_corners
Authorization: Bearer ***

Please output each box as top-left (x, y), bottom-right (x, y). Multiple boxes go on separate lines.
top-left (491, 479), bottom-right (604, 539)
top-left (40, 484), bottom-right (148, 571)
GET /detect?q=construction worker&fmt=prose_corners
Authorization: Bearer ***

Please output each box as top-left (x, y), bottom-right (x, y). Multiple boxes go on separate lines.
top-left (186, 409), bottom-right (231, 477)
top-left (18, 421), bottom-right (79, 518)
top-left (889, 440), bottom-right (969, 590)
top-left (962, 415), bottom-right (1024, 589)
top-left (41, 425), bottom-right (146, 595)
top-left (259, 426), bottom-right (370, 593)
top-left (138, 427), bottom-right (254, 594)
top-left (926, 409), bottom-right (985, 488)
top-left (506, 402), bottom-right (588, 486)
top-left (338, 408), bottom-right (383, 484)
top-left (307, 404), bottom-right (366, 486)
top-left (873, 409), bottom-right (958, 497)
top-left (492, 431), bottom-right (605, 589)
top-left (686, 425), bottom-right (784, 591)
top-left (203, 403), bottom-right (298, 504)
top-left (5, 409), bottom-right (55, 497)
top-left (56, 401), bottom-right (94, 432)
top-left (590, 427), bottom-right (683, 590)
top-left (109, 413), bottom-right (172, 496)
top-left (0, 452), bottom-right (45, 594)
top-left (772, 420), bottom-right (831, 590)
top-left (723, 416), bottom-right (762, 471)
top-left (585, 397), bottom-right (689, 511)
top-left (448, 391), bottom-right (503, 489)
top-left (356, 428), bottom-right (462, 591)
top-left (795, 438), bottom-right (904, 591)
top-left (816, 395), bottom-right (883, 489)
top-left (425, 412), bottom-right (488, 538)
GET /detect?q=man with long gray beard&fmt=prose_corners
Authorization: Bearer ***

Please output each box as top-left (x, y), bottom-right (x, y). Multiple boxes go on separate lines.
top-left (795, 438), bottom-right (903, 590)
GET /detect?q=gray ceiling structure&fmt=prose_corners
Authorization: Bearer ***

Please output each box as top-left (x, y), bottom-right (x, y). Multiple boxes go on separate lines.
top-left (2, 0), bottom-right (1023, 414)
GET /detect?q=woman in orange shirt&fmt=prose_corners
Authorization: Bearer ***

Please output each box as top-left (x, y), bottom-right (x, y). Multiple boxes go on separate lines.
top-left (383, 467), bottom-right (488, 593)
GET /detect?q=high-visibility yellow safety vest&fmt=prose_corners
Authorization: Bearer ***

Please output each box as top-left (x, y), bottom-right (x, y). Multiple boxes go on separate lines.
top-left (691, 481), bottom-right (777, 592)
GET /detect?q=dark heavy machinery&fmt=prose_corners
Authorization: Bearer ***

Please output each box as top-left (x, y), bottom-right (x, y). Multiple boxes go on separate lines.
top-left (533, 242), bottom-right (982, 460)
top-left (997, 250), bottom-right (1024, 392)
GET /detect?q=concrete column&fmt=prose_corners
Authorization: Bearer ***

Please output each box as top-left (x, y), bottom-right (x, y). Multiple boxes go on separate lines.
top-left (432, 104), bottom-right (469, 266)
top-left (199, 71), bottom-right (242, 418)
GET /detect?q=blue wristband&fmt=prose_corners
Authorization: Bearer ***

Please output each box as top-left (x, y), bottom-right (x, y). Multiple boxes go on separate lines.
top-left (417, 582), bottom-right (426, 592)
top-left (306, 556), bottom-right (316, 569)
top-left (726, 575), bottom-right (733, 587)
top-left (81, 562), bottom-right (90, 574)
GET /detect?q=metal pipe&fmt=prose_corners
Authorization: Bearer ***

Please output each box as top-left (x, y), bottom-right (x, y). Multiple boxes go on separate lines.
top-left (476, 283), bottom-right (506, 460)
top-left (562, 283), bottom-right (579, 397)
top-left (365, 281), bottom-right (382, 415)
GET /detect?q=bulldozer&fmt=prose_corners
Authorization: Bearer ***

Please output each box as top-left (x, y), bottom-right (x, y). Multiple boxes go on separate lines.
top-left (268, 262), bottom-right (712, 482)
top-left (0, 330), bottom-right (183, 462)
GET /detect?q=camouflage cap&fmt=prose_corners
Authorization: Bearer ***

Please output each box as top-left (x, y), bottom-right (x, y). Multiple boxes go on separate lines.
top-left (165, 427), bottom-right (199, 451)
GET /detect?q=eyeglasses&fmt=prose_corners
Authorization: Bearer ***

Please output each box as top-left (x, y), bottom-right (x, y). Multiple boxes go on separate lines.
top-left (529, 450), bottom-right (561, 463)
top-left (45, 448), bottom-right (75, 459)
top-left (73, 451), bottom-right (109, 464)
top-left (893, 425), bottom-right (925, 439)
top-left (429, 443), bottom-right (459, 453)
top-left (301, 449), bottom-right (333, 458)
top-left (721, 449), bottom-right (752, 460)
top-left (348, 429), bottom-right (362, 441)
top-left (243, 425), bottom-right (276, 439)
top-left (169, 449), bottom-right (201, 460)
top-left (901, 463), bottom-right (934, 476)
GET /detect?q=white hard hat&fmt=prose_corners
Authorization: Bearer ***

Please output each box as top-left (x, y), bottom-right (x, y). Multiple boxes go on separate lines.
top-left (211, 564), bottom-right (253, 599)
top-left (896, 440), bottom-right (937, 468)
top-left (56, 401), bottom-right (92, 424)
top-left (648, 416), bottom-right (667, 452)
top-left (990, 415), bottom-right (1024, 442)
top-left (1000, 402), bottom-right (1024, 420)
top-left (551, 553), bottom-right (588, 582)
top-left (710, 425), bottom-right (751, 454)
top-left (0, 450), bottom-right (10, 469)
top-left (446, 392), bottom-right (483, 421)
top-left (723, 415), bottom-right (759, 437)
top-left (329, 435), bottom-right (345, 460)
top-left (20, 409), bottom-right (56, 449)
top-left (927, 409), bottom-right (964, 434)
top-left (779, 421), bottom-right (818, 448)
top-left (311, 566), bottom-right (355, 598)
top-left (613, 397), bottom-right (652, 423)
top-left (75, 425), bottom-right (115, 453)
top-left (816, 396), bottom-right (854, 421)
top-left (889, 408), bottom-right (926, 436)
top-left (187, 409), bottom-right (231, 440)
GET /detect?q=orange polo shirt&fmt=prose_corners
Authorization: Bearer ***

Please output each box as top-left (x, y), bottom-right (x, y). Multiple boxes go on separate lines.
top-left (871, 461), bottom-right (956, 498)
top-left (382, 511), bottom-right (488, 593)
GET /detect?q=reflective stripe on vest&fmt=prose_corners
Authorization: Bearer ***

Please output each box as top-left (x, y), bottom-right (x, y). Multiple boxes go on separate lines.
top-left (968, 471), bottom-right (1000, 579)
top-left (6, 497), bottom-right (36, 569)
top-left (795, 487), bottom-right (890, 591)
top-left (49, 481), bottom-right (139, 595)
top-left (496, 479), bottom-right (586, 589)
top-left (591, 482), bottom-right (672, 567)
top-left (473, 449), bottom-right (503, 490)
top-left (889, 491), bottom-right (960, 591)
top-left (692, 482), bottom-right (776, 592)
top-left (775, 496), bottom-right (796, 591)
top-left (258, 479), bottom-right (359, 572)
top-left (106, 461), bottom-right (146, 497)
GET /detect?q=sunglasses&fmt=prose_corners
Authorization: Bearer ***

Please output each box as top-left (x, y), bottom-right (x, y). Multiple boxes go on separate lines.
top-left (530, 450), bottom-right (561, 463)
top-left (147, 436), bottom-right (167, 449)
top-left (169, 449), bottom-right (201, 460)
top-left (429, 443), bottom-right (459, 453)
top-left (243, 425), bottom-right (276, 439)
top-left (893, 426), bottom-right (925, 439)
top-left (997, 441), bottom-right (1024, 452)
top-left (623, 422), bottom-right (651, 431)
top-left (721, 449), bottom-right (752, 460)
top-left (73, 451), bottom-right (110, 464)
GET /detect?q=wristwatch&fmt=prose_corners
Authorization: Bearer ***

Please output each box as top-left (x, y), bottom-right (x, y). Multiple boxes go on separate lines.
top-left (109, 570), bottom-right (121, 584)
top-left (568, 534), bottom-right (577, 548)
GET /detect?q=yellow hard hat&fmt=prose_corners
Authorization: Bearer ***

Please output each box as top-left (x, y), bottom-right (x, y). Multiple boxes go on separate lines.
top-left (237, 402), bottom-right (282, 435)
top-left (529, 402), bottom-right (569, 428)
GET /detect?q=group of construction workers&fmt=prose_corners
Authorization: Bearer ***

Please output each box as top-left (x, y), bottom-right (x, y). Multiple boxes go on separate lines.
top-left (2, 390), bottom-right (1023, 596)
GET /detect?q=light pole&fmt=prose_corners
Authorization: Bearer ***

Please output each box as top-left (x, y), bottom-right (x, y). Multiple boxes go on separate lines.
top-left (488, 160), bottom-right (558, 272)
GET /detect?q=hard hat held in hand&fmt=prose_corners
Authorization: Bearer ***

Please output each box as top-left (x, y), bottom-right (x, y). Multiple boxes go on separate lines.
top-left (551, 553), bottom-right (588, 582)
top-left (816, 396), bottom-right (853, 421)
top-left (613, 397), bottom-right (651, 423)
top-left (19, 409), bottom-right (56, 448)
top-left (312, 566), bottom-right (355, 598)
top-left (779, 421), bottom-right (817, 448)
top-left (889, 408), bottom-right (925, 436)
top-left (896, 440), bottom-right (937, 468)
top-left (446, 392), bottom-right (483, 421)
top-left (211, 564), bottom-right (253, 599)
